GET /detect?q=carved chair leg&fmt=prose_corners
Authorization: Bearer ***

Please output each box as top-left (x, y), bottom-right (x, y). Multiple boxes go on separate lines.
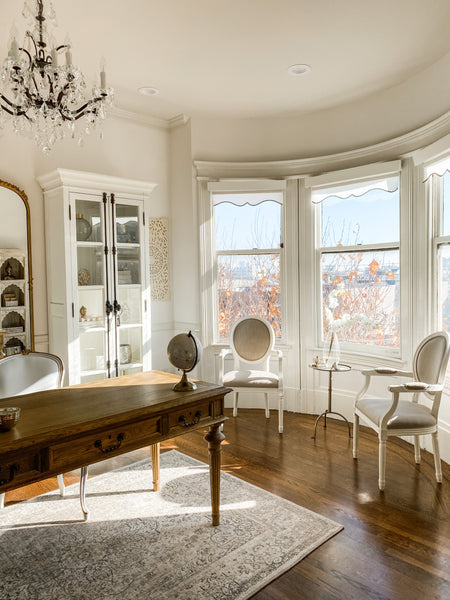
top-left (378, 437), bottom-right (387, 491)
top-left (353, 414), bottom-right (359, 458)
top-left (432, 432), bottom-right (442, 483)
top-left (414, 436), bottom-right (421, 464)
top-left (80, 466), bottom-right (89, 521)
top-left (264, 393), bottom-right (270, 419)
top-left (278, 392), bottom-right (284, 433)
top-left (233, 392), bottom-right (239, 417)
top-left (57, 473), bottom-right (66, 497)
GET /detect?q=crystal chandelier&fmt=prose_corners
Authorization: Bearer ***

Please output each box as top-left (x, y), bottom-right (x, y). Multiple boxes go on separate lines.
top-left (0, 1), bottom-right (113, 152)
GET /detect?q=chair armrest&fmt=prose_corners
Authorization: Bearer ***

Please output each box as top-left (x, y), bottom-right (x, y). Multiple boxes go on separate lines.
top-left (270, 349), bottom-right (284, 388)
top-left (361, 368), bottom-right (414, 377)
top-left (218, 348), bottom-right (233, 383)
top-left (388, 382), bottom-right (443, 394)
top-left (355, 368), bottom-right (413, 407)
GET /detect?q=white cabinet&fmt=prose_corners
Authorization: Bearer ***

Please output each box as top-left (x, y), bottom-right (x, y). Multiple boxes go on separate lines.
top-left (39, 169), bottom-right (157, 386)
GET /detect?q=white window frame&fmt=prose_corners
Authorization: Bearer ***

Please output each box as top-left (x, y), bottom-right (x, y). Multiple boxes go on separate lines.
top-left (428, 155), bottom-right (450, 331)
top-left (201, 179), bottom-right (287, 347)
top-left (305, 161), bottom-right (407, 359)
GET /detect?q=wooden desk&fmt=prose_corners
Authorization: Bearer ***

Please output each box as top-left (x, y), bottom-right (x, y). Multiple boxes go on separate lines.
top-left (0, 370), bottom-right (230, 525)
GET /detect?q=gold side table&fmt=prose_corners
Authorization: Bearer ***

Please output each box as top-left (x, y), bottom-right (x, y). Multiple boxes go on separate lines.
top-left (310, 363), bottom-right (352, 439)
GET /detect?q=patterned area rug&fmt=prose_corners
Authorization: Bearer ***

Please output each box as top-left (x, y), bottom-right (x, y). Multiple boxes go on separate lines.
top-left (0, 450), bottom-right (342, 600)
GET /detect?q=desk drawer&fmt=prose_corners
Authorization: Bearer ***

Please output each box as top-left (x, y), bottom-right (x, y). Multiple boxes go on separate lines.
top-left (0, 451), bottom-right (42, 492)
top-left (49, 416), bottom-right (161, 471)
top-left (168, 399), bottom-right (213, 433)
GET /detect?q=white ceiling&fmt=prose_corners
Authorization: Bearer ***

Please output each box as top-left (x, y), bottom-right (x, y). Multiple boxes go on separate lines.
top-left (3, 0), bottom-right (450, 121)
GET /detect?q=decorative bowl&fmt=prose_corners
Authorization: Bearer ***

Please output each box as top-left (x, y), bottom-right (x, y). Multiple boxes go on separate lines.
top-left (0, 407), bottom-right (20, 431)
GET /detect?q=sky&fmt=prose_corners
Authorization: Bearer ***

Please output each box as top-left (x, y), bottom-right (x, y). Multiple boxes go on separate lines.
top-left (214, 187), bottom-right (399, 251)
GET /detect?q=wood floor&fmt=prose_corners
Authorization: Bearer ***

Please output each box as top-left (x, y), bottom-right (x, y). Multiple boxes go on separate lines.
top-left (4, 409), bottom-right (450, 600)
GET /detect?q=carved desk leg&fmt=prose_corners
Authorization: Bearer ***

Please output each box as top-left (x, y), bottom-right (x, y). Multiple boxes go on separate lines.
top-left (151, 443), bottom-right (161, 491)
top-left (205, 422), bottom-right (226, 526)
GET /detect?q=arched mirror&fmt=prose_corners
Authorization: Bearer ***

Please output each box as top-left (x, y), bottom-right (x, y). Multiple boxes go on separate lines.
top-left (0, 180), bottom-right (34, 354)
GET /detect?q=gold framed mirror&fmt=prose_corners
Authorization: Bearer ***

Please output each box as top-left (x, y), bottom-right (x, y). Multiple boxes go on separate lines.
top-left (0, 180), bottom-right (34, 353)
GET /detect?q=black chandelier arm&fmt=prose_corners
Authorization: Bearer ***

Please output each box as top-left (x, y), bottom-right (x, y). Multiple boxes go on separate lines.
top-left (0, 94), bottom-right (28, 117)
top-left (58, 97), bottom-right (104, 122)
top-left (19, 46), bottom-right (33, 67)
top-left (24, 30), bottom-right (38, 58)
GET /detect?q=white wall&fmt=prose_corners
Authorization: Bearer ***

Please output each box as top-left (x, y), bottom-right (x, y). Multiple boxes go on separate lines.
top-left (0, 115), bottom-right (171, 368)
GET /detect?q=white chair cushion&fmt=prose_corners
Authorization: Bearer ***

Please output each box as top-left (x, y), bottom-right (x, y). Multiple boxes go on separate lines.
top-left (356, 398), bottom-right (436, 430)
top-left (223, 369), bottom-right (279, 388)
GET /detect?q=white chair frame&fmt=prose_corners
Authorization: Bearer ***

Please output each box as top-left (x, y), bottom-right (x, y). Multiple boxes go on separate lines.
top-left (353, 331), bottom-right (450, 490)
top-left (0, 351), bottom-right (88, 516)
top-left (219, 316), bottom-right (284, 433)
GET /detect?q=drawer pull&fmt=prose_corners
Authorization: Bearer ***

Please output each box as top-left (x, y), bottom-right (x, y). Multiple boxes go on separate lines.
top-left (0, 463), bottom-right (19, 486)
top-left (178, 410), bottom-right (202, 427)
top-left (94, 433), bottom-right (125, 454)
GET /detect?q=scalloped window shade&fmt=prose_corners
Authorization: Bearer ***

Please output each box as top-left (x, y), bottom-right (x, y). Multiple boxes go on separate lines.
top-left (311, 177), bottom-right (399, 204)
top-left (424, 156), bottom-right (450, 181)
top-left (212, 191), bottom-right (283, 207)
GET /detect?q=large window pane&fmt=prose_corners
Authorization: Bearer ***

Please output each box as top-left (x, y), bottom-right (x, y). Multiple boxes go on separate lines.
top-left (322, 249), bottom-right (400, 347)
top-left (217, 254), bottom-right (281, 338)
top-left (215, 200), bottom-right (281, 251)
top-left (321, 187), bottom-right (399, 247)
top-left (439, 245), bottom-right (450, 332)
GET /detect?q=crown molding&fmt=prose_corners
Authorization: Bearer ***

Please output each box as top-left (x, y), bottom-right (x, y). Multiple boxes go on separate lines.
top-left (109, 106), bottom-right (190, 131)
top-left (168, 114), bottom-right (190, 129)
top-left (194, 111), bottom-right (450, 179)
top-left (109, 106), bottom-right (169, 129)
top-left (37, 168), bottom-right (158, 196)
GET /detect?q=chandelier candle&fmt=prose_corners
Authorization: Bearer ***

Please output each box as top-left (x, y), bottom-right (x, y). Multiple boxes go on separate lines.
top-left (0, 0), bottom-right (113, 152)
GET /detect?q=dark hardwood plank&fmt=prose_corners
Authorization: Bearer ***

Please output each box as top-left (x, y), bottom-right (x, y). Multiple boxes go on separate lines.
top-left (3, 409), bottom-right (450, 599)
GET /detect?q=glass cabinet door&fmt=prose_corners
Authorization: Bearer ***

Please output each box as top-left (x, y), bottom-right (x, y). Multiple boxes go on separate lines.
top-left (75, 196), bottom-right (109, 382)
top-left (115, 202), bottom-right (144, 375)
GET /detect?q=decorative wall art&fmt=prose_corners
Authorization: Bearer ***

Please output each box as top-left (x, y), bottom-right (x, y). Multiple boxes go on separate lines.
top-left (149, 218), bottom-right (170, 301)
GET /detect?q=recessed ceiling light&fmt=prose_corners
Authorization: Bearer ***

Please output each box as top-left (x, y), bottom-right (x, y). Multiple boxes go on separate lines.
top-left (288, 64), bottom-right (311, 76)
top-left (139, 87), bottom-right (160, 96)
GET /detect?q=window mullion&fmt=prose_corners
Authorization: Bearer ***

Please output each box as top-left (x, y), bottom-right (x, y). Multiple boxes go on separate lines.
top-left (320, 241), bottom-right (399, 254)
top-left (216, 248), bottom-right (281, 256)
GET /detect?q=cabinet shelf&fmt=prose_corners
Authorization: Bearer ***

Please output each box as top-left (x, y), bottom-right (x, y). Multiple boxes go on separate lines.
top-left (80, 368), bottom-right (107, 377)
top-left (79, 324), bottom-right (105, 332)
top-left (76, 241), bottom-right (103, 247)
top-left (119, 323), bottom-right (143, 330)
top-left (77, 285), bottom-right (104, 291)
top-left (119, 362), bottom-right (143, 370)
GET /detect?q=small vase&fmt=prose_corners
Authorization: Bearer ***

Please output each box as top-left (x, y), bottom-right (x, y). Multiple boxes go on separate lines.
top-left (323, 332), bottom-right (340, 368)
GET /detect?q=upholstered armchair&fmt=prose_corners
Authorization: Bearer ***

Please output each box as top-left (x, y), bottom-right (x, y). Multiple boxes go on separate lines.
top-left (0, 352), bottom-right (88, 512)
top-left (353, 331), bottom-right (450, 490)
top-left (219, 316), bottom-right (284, 433)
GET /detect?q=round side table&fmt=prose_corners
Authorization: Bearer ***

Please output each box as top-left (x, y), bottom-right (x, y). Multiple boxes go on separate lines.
top-left (310, 363), bottom-right (352, 439)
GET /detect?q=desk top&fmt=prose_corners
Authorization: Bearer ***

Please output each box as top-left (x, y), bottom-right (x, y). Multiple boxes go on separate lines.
top-left (0, 370), bottom-right (232, 455)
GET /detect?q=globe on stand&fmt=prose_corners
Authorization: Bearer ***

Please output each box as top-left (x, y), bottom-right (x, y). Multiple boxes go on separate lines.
top-left (167, 331), bottom-right (203, 391)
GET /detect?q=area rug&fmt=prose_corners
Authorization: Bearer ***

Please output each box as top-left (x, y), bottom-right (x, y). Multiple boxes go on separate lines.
top-left (0, 450), bottom-right (342, 600)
